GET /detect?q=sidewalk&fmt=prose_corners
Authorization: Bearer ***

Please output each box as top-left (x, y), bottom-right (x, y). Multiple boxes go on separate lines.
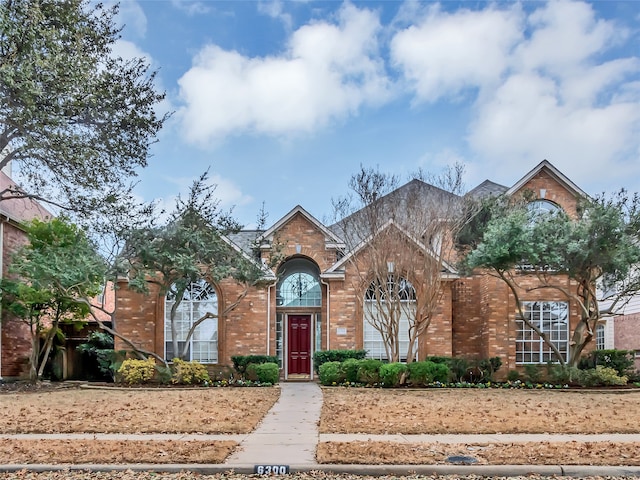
top-left (1, 382), bottom-right (640, 476)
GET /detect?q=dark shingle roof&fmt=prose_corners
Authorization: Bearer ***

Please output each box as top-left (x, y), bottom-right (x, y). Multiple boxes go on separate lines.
top-left (466, 180), bottom-right (508, 199)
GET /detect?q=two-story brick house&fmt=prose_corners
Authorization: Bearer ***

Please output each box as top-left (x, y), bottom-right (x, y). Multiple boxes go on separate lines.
top-left (115, 160), bottom-right (592, 380)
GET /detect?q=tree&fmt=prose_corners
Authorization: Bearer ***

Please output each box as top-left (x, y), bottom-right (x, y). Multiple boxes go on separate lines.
top-left (122, 171), bottom-right (270, 362)
top-left (332, 164), bottom-right (464, 363)
top-left (0, 218), bottom-right (104, 381)
top-left (0, 0), bottom-right (166, 214)
top-left (463, 191), bottom-right (640, 367)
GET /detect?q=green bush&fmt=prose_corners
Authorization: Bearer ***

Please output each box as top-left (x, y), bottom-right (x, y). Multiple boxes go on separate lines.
top-left (356, 359), bottom-right (383, 385)
top-left (117, 358), bottom-right (156, 385)
top-left (231, 355), bottom-right (278, 375)
top-left (255, 363), bottom-right (279, 384)
top-left (318, 361), bottom-right (343, 386)
top-left (579, 349), bottom-right (635, 377)
top-left (340, 358), bottom-right (361, 383)
top-left (524, 364), bottom-right (542, 383)
top-left (408, 361), bottom-right (449, 386)
top-left (171, 358), bottom-right (211, 385)
top-left (478, 357), bottom-right (502, 381)
top-left (506, 370), bottom-right (520, 382)
top-left (313, 350), bottom-right (367, 373)
top-left (549, 365), bottom-right (582, 385)
top-left (380, 362), bottom-right (408, 387)
top-left (426, 356), bottom-right (468, 382)
top-left (579, 365), bottom-right (628, 387)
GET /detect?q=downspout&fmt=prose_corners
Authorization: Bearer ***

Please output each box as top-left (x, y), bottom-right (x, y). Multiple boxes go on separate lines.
top-left (266, 282), bottom-right (273, 355)
top-left (321, 278), bottom-right (330, 351)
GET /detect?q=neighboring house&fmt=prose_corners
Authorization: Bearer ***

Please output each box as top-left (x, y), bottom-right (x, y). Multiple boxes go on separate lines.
top-left (115, 161), bottom-right (596, 380)
top-left (0, 171), bottom-right (52, 379)
top-left (598, 299), bottom-right (640, 370)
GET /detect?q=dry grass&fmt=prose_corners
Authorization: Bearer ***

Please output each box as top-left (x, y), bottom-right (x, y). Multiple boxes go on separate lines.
top-left (0, 439), bottom-right (236, 464)
top-left (320, 388), bottom-right (640, 434)
top-left (0, 387), bottom-right (280, 434)
top-left (317, 441), bottom-right (640, 466)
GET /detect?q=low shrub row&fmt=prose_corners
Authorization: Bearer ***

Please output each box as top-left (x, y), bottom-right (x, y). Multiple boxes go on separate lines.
top-left (313, 350), bottom-right (367, 374)
top-left (318, 359), bottom-right (450, 387)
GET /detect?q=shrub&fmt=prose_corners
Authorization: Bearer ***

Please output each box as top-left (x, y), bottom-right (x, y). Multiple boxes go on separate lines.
top-left (231, 355), bottom-right (278, 375)
top-left (118, 357), bottom-right (156, 385)
top-left (408, 361), bottom-right (449, 386)
top-left (380, 362), bottom-right (408, 387)
top-left (549, 365), bottom-right (582, 385)
top-left (313, 350), bottom-right (367, 373)
top-left (340, 358), bottom-right (361, 383)
top-left (506, 370), bottom-right (520, 382)
top-left (318, 361), bottom-right (343, 386)
top-left (255, 363), bottom-right (279, 384)
top-left (579, 365), bottom-right (628, 387)
top-left (427, 356), bottom-right (468, 382)
top-left (356, 359), bottom-right (383, 385)
top-left (579, 349), bottom-right (635, 378)
top-left (478, 357), bottom-right (502, 382)
top-left (76, 332), bottom-right (121, 381)
top-left (171, 358), bottom-right (210, 385)
top-left (524, 364), bottom-right (542, 383)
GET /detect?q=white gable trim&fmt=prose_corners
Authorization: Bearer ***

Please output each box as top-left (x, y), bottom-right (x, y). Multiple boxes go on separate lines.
top-left (506, 160), bottom-right (588, 198)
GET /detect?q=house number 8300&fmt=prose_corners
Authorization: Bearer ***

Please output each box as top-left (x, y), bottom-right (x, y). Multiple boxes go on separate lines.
top-left (254, 465), bottom-right (289, 475)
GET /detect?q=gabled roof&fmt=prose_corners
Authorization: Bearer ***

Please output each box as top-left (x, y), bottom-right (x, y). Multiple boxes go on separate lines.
top-left (257, 205), bottom-right (344, 247)
top-left (0, 170), bottom-right (52, 224)
top-left (220, 232), bottom-right (276, 281)
top-left (326, 218), bottom-right (458, 277)
top-left (466, 179), bottom-right (508, 199)
top-left (506, 160), bottom-right (588, 198)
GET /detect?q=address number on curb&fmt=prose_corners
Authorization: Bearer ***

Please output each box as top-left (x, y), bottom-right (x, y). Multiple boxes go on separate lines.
top-left (254, 465), bottom-right (290, 475)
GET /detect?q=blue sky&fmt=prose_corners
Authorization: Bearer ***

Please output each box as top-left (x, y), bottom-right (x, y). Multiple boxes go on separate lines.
top-left (110, 0), bottom-right (640, 228)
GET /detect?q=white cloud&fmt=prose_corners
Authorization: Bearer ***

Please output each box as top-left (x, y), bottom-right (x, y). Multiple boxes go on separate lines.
top-left (390, 4), bottom-right (523, 102)
top-left (177, 3), bottom-right (391, 145)
top-left (112, 1), bottom-right (147, 38)
top-left (258, 0), bottom-right (293, 30)
top-left (170, 0), bottom-right (211, 16)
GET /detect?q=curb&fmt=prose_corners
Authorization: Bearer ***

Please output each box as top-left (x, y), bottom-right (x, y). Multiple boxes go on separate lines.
top-left (1, 464), bottom-right (640, 477)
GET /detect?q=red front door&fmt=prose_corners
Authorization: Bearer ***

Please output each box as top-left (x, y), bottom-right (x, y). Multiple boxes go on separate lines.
top-left (288, 315), bottom-right (311, 375)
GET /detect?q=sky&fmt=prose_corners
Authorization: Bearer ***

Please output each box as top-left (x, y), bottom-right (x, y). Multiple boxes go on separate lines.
top-left (109, 0), bottom-right (640, 228)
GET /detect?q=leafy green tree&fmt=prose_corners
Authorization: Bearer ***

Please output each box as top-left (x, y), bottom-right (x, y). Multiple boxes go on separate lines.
top-left (0, 218), bottom-right (104, 380)
top-left (0, 0), bottom-right (166, 213)
top-left (123, 171), bottom-right (272, 361)
top-left (463, 191), bottom-right (640, 367)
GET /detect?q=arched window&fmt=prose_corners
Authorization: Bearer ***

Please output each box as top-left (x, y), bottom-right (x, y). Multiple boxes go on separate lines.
top-left (363, 275), bottom-right (416, 361)
top-left (276, 258), bottom-right (321, 307)
top-left (164, 279), bottom-right (218, 363)
top-left (527, 199), bottom-right (561, 220)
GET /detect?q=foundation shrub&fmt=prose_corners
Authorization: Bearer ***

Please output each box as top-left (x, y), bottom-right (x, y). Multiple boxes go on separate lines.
top-left (117, 358), bottom-right (156, 385)
top-left (171, 358), bottom-right (211, 385)
top-left (478, 357), bottom-right (502, 382)
top-left (426, 356), bottom-right (469, 382)
top-left (313, 350), bottom-right (367, 373)
top-left (579, 365), bottom-right (628, 387)
top-left (319, 361), bottom-right (343, 386)
top-left (507, 370), bottom-right (521, 382)
top-left (579, 349), bottom-right (635, 378)
top-left (255, 362), bottom-right (279, 384)
top-left (380, 362), bottom-right (408, 387)
top-left (408, 361), bottom-right (450, 386)
top-left (549, 365), bottom-right (583, 385)
top-left (340, 358), bottom-right (361, 383)
top-left (357, 359), bottom-right (383, 385)
top-left (231, 355), bottom-right (278, 376)
top-left (524, 364), bottom-right (543, 383)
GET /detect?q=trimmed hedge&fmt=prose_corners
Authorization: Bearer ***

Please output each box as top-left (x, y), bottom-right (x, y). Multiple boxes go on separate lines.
top-left (380, 362), bottom-right (408, 387)
top-left (313, 350), bottom-right (367, 373)
top-left (319, 361), bottom-right (343, 385)
top-left (231, 355), bottom-right (279, 375)
top-left (408, 361), bottom-right (450, 386)
top-left (255, 362), bottom-right (280, 384)
top-left (357, 359), bottom-right (383, 384)
top-left (579, 349), bottom-right (635, 378)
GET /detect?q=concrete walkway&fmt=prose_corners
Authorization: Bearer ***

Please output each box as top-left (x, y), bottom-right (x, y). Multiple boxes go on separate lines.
top-left (225, 382), bottom-right (322, 467)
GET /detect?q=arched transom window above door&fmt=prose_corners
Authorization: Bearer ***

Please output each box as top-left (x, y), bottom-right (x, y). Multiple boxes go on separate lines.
top-left (276, 258), bottom-right (321, 307)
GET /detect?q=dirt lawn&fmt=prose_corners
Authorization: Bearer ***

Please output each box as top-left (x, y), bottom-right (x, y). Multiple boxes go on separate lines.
top-left (320, 388), bottom-right (640, 434)
top-left (0, 386), bottom-right (279, 434)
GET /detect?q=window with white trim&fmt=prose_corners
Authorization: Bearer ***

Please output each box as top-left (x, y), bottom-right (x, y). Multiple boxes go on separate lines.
top-left (596, 324), bottom-right (605, 350)
top-left (363, 275), bottom-right (416, 361)
top-left (165, 279), bottom-right (218, 363)
top-left (516, 301), bottom-right (568, 364)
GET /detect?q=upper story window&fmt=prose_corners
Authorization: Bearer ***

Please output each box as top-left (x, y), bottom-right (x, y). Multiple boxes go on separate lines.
top-left (527, 199), bottom-right (562, 221)
top-left (276, 258), bottom-right (321, 307)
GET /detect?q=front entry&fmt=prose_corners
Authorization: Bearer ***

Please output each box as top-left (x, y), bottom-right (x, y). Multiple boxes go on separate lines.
top-left (288, 315), bottom-right (311, 375)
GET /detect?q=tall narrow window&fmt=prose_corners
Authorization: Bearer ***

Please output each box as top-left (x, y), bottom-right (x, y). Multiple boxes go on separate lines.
top-left (363, 275), bottom-right (416, 362)
top-left (596, 324), bottom-right (605, 350)
top-left (516, 301), bottom-right (568, 364)
top-left (165, 279), bottom-right (218, 363)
